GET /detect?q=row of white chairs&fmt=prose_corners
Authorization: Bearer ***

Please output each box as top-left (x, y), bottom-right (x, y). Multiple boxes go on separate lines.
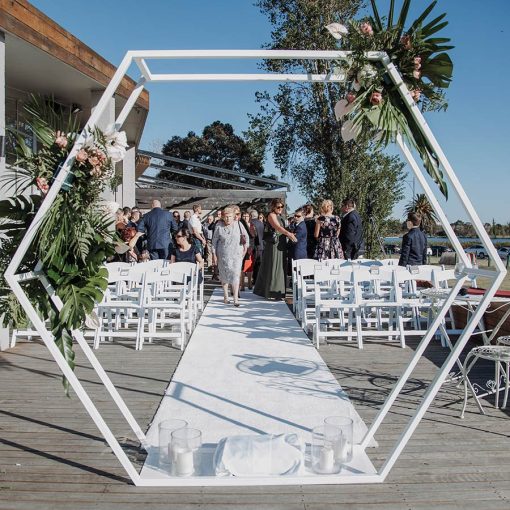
top-left (291, 259), bottom-right (456, 349)
top-left (93, 260), bottom-right (204, 351)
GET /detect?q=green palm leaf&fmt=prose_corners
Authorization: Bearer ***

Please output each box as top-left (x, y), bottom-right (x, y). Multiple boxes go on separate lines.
top-left (408, 0), bottom-right (438, 35)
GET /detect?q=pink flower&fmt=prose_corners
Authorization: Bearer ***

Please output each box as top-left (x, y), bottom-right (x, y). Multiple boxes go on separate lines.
top-left (400, 35), bottom-right (412, 50)
top-left (55, 130), bottom-right (68, 149)
top-left (360, 22), bottom-right (373, 36)
top-left (370, 91), bottom-right (383, 106)
top-left (35, 177), bottom-right (49, 194)
top-left (90, 167), bottom-right (102, 177)
top-left (410, 89), bottom-right (422, 102)
top-left (88, 156), bottom-right (100, 167)
top-left (413, 69), bottom-right (421, 80)
top-left (346, 91), bottom-right (357, 104)
top-left (75, 148), bottom-right (88, 163)
top-left (97, 150), bottom-right (107, 162)
top-left (414, 56), bottom-right (422, 69)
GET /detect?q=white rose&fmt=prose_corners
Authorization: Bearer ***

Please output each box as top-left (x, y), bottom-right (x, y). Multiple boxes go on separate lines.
top-left (325, 23), bottom-right (349, 40)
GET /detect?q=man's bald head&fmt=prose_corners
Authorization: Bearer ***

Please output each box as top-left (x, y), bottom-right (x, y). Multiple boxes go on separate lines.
top-left (151, 199), bottom-right (162, 209)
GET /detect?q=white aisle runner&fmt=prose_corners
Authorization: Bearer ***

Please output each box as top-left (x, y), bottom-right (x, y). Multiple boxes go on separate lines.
top-left (141, 290), bottom-right (377, 484)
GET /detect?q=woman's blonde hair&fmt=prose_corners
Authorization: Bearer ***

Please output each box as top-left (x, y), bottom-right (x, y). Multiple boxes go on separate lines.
top-left (222, 206), bottom-right (235, 216)
top-left (320, 199), bottom-right (334, 214)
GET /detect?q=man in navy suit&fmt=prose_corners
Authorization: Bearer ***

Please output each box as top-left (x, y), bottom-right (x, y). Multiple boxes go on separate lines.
top-left (399, 212), bottom-right (428, 266)
top-left (129, 199), bottom-right (177, 260)
top-left (290, 208), bottom-right (308, 260)
top-left (340, 198), bottom-right (364, 260)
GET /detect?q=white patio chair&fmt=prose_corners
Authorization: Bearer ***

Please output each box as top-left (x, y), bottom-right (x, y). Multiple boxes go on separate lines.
top-left (139, 267), bottom-right (190, 350)
top-left (93, 267), bottom-right (145, 349)
top-left (352, 267), bottom-right (403, 348)
top-left (313, 266), bottom-right (356, 348)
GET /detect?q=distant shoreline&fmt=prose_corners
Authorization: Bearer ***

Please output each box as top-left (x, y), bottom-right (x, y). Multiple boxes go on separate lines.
top-left (384, 236), bottom-right (510, 245)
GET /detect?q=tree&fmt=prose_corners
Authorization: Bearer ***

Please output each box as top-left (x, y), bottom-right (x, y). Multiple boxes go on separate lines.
top-left (160, 121), bottom-right (267, 189)
top-left (404, 193), bottom-right (438, 234)
top-left (248, 0), bottom-right (406, 257)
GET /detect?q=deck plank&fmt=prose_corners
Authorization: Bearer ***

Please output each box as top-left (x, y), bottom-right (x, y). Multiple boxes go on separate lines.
top-left (0, 281), bottom-right (509, 508)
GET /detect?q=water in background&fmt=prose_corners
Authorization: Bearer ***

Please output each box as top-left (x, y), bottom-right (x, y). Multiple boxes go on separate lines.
top-left (384, 237), bottom-right (510, 244)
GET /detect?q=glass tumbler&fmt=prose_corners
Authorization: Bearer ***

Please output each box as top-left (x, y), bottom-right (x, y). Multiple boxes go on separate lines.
top-left (311, 425), bottom-right (342, 474)
top-left (324, 415), bottom-right (353, 464)
top-left (158, 419), bottom-right (188, 468)
top-left (171, 427), bottom-right (202, 476)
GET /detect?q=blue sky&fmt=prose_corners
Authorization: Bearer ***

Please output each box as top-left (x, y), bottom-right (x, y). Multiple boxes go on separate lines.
top-left (29, 0), bottom-right (510, 223)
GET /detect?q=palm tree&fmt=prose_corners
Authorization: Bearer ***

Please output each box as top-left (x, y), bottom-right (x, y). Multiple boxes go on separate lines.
top-left (404, 193), bottom-right (438, 234)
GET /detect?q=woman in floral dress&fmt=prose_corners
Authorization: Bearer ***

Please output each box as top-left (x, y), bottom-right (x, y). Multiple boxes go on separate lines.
top-left (314, 199), bottom-right (344, 260)
top-left (211, 206), bottom-right (248, 306)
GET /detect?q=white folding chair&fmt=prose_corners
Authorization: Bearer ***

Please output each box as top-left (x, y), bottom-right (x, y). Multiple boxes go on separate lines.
top-left (352, 266), bottom-right (403, 348)
top-left (140, 267), bottom-right (190, 350)
top-left (313, 266), bottom-right (356, 348)
top-left (93, 267), bottom-right (145, 349)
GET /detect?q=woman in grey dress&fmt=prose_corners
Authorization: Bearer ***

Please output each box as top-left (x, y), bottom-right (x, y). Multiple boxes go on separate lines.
top-left (211, 206), bottom-right (248, 306)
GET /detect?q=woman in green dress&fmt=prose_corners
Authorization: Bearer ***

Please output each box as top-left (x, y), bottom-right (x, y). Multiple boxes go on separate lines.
top-left (253, 199), bottom-right (297, 300)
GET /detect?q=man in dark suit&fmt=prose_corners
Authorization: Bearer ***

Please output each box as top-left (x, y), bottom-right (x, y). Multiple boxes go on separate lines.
top-left (399, 212), bottom-right (428, 266)
top-left (129, 199), bottom-right (177, 260)
top-left (340, 198), bottom-right (363, 260)
top-left (250, 209), bottom-right (265, 283)
top-left (291, 208), bottom-right (308, 260)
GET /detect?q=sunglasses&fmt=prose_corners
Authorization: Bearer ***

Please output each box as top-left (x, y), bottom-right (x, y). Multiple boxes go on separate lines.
top-left (294, 215), bottom-right (302, 218)
top-left (275, 205), bottom-right (284, 209)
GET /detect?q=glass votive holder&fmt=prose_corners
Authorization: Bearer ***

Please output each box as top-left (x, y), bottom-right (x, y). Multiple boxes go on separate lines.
top-left (158, 419), bottom-right (188, 468)
top-left (171, 427), bottom-right (202, 477)
top-left (324, 415), bottom-right (353, 464)
top-left (311, 425), bottom-right (342, 474)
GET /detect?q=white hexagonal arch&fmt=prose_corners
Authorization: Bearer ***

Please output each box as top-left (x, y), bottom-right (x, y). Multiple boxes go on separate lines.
top-left (4, 50), bottom-right (506, 486)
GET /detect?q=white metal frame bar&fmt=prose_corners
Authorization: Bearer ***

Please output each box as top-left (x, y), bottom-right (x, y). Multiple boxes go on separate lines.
top-left (4, 49), bottom-right (505, 487)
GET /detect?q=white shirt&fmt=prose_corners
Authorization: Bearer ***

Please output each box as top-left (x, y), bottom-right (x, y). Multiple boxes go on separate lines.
top-left (189, 214), bottom-right (203, 234)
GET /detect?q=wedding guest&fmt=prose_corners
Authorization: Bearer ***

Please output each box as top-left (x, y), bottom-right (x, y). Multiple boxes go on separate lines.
top-left (211, 206), bottom-right (248, 306)
top-left (170, 228), bottom-right (204, 279)
top-left (120, 226), bottom-right (139, 263)
top-left (303, 204), bottom-right (317, 259)
top-left (129, 199), bottom-right (177, 260)
top-left (340, 197), bottom-right (364, 260)
top-left (399, 212), bottom-right (427, 266)
top-left (253, 199), bottom-right (296, 300)
top-left (123, 206), bottom-right (132, 221)
top-left (128, 209), bottom-right (141, 228)
top-left (250, 209), bottom-right (264, 283)
top-left (189, 203), bottom-right (206, 255)
top-left (173, 211), bottom-right (183, 230)
top-left (202, 215), bottom-right (215, 268)
top-left (115, 208), bottom-right (128, 233)
top-left (128, 209), bottom-right (144, 253)
top-left (258, 212), bottom-right (265, 223)
top-left (291, 208), bottom-right (308, 260)
top-left (240, 211), bottom-right (256, 291)
top-left (314, 199), bottom-right (343, 260)
top-left (182, 211), bottom-right (191, 231)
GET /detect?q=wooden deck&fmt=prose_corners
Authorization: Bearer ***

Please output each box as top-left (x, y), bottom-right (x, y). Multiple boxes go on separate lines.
top-left (1, 281), bottom-right (509, 509)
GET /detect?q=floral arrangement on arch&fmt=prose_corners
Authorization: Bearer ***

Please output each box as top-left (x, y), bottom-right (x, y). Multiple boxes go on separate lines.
top-left (0, 95), bottom-right (127, 394)
top-left (326, 0), bottom-right (454, 198)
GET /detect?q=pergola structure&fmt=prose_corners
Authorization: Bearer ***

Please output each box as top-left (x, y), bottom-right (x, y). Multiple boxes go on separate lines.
top-left (135, 149), bottom-right (288, 211)
top-left (4, 49), bottom-right (506, 487)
